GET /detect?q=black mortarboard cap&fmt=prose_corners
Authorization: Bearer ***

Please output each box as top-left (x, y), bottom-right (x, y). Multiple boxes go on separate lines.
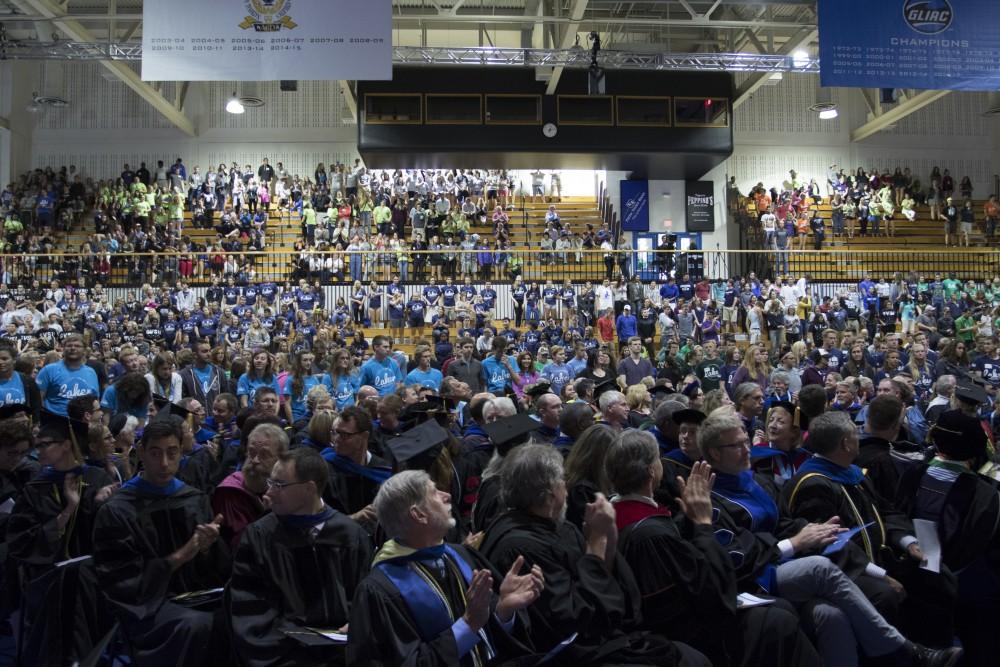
top-left (524, 380), bottom-right (552, 399)
top-left (0, 403), bottom-right (31, 421)
top-left (37, 410), bottom-right (90, 447)
top-left (671, 408), bottom-right (707, 426)
top-left (954, 380), bottom-right (988, 406)
top-left (649, 379), bottom-right (674, 396)
top-left (765, 400), bottom-right (801, 429)
top-left (592, 378), bottom-right (618, 400)
top-left (387, 420), bottom-right (451, 470)
top-left (108, 412), bottom-right (129, 438)
top-left (483, 413), bottom-right (540, 456)
top-left (931, 410), bottom-right (988, 461)
top-left (151, 394), bottom-right (170, 409)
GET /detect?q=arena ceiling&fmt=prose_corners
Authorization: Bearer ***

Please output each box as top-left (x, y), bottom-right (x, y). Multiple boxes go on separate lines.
top-left (0, 1), bottom-right (966, 142)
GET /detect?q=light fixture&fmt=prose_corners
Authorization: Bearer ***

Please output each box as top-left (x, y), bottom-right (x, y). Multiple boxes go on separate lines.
top-left (225, 92), bottom-right (245, 114)
top-left (818, 108), bottom-right (839, 120)
top-left (792, 49), bottom-right (810, 68)
top-left (809, 86), bottom-right (838, 121)
top-left (25, 92), bottom-right (43, 114)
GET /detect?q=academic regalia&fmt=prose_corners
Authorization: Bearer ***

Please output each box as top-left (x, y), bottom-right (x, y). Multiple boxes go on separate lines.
top-left (471, 474), bottom-right (503, 534)
top-left (346, 541), bottom-right (534, 666)
top-left (854, 435), bottom-right (921, 509)
top-left (749, 443), bottom-right (812, 491)
top-left (565, 478), bottom-right (600, 532)
top-left (177, 444), bottom-right (219, 493)
top-left (656, 448), bottom-right (695, 510)
top-left (211, 471), bottom-right (267, 551)
top-left (457, 423), bottom-right (494, 523)
top-left (615, 497), bottom-right (820, 667)
top-left (782, 457), bottom-right (958, 646)
top-left (320, 447), bottom-right (392, 517)
top-left (93, 476), bottom-right (231, 667)
top-left (0, 457), bottom-right (37, 615)
top-left (479, 508), bottom-right (701, 666)
top-left (7, 464), bottom-right (116, 666)
top-left (228, 507), bottom-right (372, 667)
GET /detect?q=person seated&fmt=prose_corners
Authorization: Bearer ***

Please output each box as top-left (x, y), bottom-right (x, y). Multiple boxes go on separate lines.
top-left (782, 411), bottom-right (960, 651)
top-left (750, 401), bottom-right (813, 492)
top-left (213, 422), bottom-right (287, 551)
top-left (480, 443), bottom-right (711, 666)
top-left (856, 394), bottom-right (922, 506)
top-left (7, 411), bottom-right (117, 664)
top-left (93, 415), bottom-right (231, 667)
top-left (611, 431), bottom-right (821, 666)
top-left (228, 448), bottom-right (372, 666)
top-left (320, 407), bottom-right (392, 534)
top-left (657, 407), bottom-right (706, 510)
top-left (346, 470), bottom-right (542, 666)
top-left (702, 411), bottom-right (961, 667)
top-left (897, 410), bottom-right (1000, 666)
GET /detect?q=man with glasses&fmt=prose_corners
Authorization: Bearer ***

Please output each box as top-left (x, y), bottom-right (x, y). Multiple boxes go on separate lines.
top-left (213, 422), bottom-right (288, 551)
top-left (699, 412), bottom-right (960, 667)
top-left (229, 447), bottom-right (372, 666)
top-left (93, 416), bottom-right (230, 667)
top-left (321, 406), bottom-right (391, 533)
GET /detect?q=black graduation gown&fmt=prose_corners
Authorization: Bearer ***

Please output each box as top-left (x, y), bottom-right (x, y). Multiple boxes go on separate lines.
top-left (479, 509), bottom-right (691, 666)
top-left (471, 474), bottom-right (503, 534)
top-left (855, 436), bottom-right (921, 509)
top-left (177, 445), bottom-right (219, 494)
top-left (781, 465), bottom-right (958, 646)
top-left (93, 481), bottom-right (231, 667)
top-left (228, 511), bottom-right (373, 667)
top-left (655, 451), bottom-right (694, 512)
top-left (565, 479), bottom-right (599, 533)
top-left (0, 459), bottom-right (37, 614)
top-left (618, 508), bottom-right (819, 667)
top-left (323, 452), bottom-right (390, 516)
top-left (346, 543), bottom-right (533, 666)
top-left (6, 465), bottom-right (116, 666)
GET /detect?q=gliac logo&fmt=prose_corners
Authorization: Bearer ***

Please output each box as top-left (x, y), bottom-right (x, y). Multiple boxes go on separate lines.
top-left (240, 0), bottom-right (298, 32)
top-left (903, 0), bottom-right (953, 35)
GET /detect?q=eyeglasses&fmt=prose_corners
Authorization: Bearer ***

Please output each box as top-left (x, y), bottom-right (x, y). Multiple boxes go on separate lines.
top-left (265, 478), bottom-right (309, 491)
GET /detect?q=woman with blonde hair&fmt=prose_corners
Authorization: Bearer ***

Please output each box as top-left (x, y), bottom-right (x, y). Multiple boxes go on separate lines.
top-left (625, 384), bottom-right (653, 428)
top-left (731, 344), bottom-right (772, 392)
top-left (305, 409), bottom-right (336, 451)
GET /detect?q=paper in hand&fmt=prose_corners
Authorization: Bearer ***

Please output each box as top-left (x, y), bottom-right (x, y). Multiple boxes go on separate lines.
top-left (912, 519), bottom-right (942, 574)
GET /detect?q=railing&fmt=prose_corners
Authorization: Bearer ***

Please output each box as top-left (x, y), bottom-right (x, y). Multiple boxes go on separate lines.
top-left (7, 248), bottom-right (1000, 288)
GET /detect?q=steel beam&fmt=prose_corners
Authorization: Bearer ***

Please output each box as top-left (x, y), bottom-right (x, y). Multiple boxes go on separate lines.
top-left (545, 0), bottom-right (588, 95)
top-left (851, 90), bottom-right (951, 142)
top-left (339, 80), bottom-right (357, 124)
top-left (14, 0), bottom-right (195, 136)
top-left (733, 27), bottom-right (816, 109)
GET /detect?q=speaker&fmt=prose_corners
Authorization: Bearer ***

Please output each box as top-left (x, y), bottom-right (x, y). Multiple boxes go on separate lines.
top-left (280, 80), bottom-right (298, 92)
top-left (880, 88), bottom-right (896, 104)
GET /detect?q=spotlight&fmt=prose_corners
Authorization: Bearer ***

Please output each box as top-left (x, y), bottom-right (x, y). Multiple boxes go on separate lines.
top-left (225, 93), bottom-right (245, 115)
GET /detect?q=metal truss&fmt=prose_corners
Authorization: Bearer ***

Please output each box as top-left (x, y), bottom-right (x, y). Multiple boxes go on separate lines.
top-left (1, 40), bottom-right (820, 73)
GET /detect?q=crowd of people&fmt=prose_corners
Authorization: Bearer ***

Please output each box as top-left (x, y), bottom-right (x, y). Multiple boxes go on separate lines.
top-left (733, 165), bottom-right (999, 254)
top-left (0, 250), bottom-right (995, 665)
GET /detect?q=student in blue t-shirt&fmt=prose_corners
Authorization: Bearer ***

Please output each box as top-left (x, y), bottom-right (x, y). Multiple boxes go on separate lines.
top-left (35, 334), bottom-right (100, 416)
top-left (282, 349), bottom-right (334, 423)
top-left (539, 345), bottom-right (573, 396)
top-left (358, 335), bottom-right (404, 396)
top-left (328, 348), bottom-right (360, 411)
top-left (237, 349), bottom-right (281, 409)
top-left (405, 345), bottom-right (444, 391)
top-left (480, 337), bottom-right (520, 394)
top-left (0, 342), bottom-right (40, 421)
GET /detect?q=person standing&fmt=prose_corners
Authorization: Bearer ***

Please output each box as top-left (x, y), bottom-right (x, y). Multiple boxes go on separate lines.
top-left (35, 334), bottom-right (100, 417)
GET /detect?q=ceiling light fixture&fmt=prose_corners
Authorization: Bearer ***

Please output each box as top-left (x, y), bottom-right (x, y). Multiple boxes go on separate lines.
top-left (225, 92), bottom-right (245, 114)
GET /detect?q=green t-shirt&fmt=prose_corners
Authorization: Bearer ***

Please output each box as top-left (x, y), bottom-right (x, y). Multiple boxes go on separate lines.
top-left (942, 278), bottom-right (961, 298)
top-left (954, 315), bottom-right (977, 343)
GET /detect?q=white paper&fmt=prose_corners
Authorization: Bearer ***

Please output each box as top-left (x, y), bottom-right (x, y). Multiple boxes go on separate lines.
top-left (55, 555), bottom-right (92, 568)
top-left (737, 593), bottom-right (776, 609)
top-left (305, 628), bottom-right (348, 643)
top-left (912, 519), bottom-right (942, 574)
top-left (172, 587), bottom-right (225, 601)
top-left (0, 497), bottom-right (14, 514)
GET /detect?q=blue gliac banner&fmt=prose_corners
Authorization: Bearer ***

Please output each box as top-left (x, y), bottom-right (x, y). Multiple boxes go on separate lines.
top-left (620, 180), bottom-right (649, 232)
top-left (818, 0), bottom-right (1000, 91)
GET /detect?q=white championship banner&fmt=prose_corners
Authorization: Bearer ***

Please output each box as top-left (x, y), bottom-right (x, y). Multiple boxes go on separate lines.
top-left (142, 0), bottom-right (392, 81)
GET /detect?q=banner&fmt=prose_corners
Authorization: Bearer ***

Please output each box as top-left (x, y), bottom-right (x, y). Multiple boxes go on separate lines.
top-left (685, 181), bottom-right (715, 232)
top-left (142, 0), bottom-right (392, 82)
top-left (819, 0), bottom-right (1000, 90)
top-left (620, 180), bottom-right (649, 232)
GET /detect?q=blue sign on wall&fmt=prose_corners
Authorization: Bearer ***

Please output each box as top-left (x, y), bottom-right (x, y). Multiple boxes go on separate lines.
top-left (620, 180), bottom-right (649, 232)
top-left (819, 0), bottom-right (1000, 91)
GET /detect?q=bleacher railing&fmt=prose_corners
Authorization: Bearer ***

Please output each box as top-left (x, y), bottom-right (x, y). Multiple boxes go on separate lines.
top-left (9, 248), bottom-right (1000, 288)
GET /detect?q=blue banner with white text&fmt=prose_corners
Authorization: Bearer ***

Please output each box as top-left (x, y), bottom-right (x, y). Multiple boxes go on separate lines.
top-left (620, 180), bottom-right (649, 232)
top-left (818, 0), bottom-right (1000, 91)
